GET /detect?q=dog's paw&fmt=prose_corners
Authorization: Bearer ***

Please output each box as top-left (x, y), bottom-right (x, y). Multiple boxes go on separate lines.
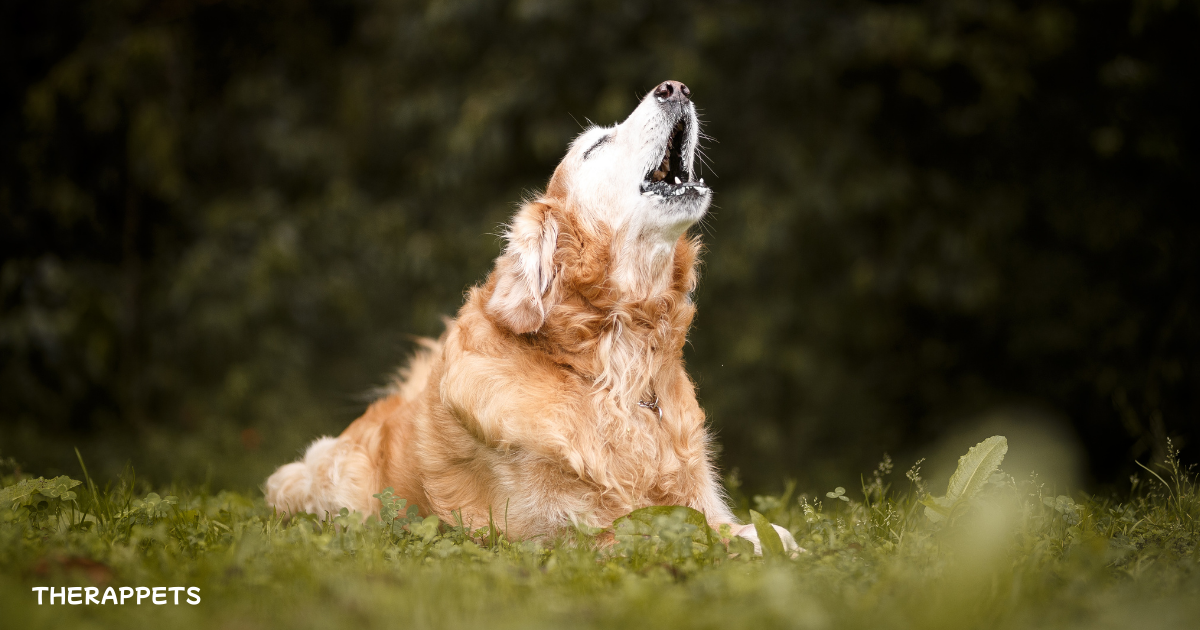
top-left (733, 522), bottom-right (804, 556)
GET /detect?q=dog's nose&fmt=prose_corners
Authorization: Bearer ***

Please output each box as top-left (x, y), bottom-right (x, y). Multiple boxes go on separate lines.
top-left (652, 80), bottom-right (691, 103)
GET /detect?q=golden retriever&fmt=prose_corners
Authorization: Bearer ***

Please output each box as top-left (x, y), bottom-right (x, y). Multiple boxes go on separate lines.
top-left (265, 80), bottom-right (797, 553)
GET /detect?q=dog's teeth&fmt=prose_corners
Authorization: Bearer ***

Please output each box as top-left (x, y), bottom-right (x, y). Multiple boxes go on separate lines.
top-left (642, 191), bottom-right (653, 197)
top-left (699, 178), bottom-right (705, 184)
top-left (674, 177), bottom-right (681, 185)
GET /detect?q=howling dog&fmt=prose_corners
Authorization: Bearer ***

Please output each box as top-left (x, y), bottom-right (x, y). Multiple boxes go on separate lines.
top-left (265, 80), bottom-right (797, 553)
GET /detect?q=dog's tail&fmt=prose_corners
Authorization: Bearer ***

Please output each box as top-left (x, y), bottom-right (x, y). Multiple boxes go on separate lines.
top-left (264, 436), bottom-right (378, 519)
top-left (377, 334), bottom-right (442, 401)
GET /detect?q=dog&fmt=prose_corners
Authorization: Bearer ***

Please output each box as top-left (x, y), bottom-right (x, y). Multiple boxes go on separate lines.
top-left (265, 80), bottom-right (797, 553)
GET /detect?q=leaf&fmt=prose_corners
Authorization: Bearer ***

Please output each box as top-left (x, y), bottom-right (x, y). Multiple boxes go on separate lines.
top-left (920, 495), bottom-right (952, 523)
top-left (749, 509), bottom-right (786, 559)
top-left (613, 507), bottom-right (710, 540)
top-left (408, 514), bottom-right (441, 542)
top-left (612, 506), bottom-right (717, 558)
top-left (923, 436), bottom-right (1008, 522)
top-left (612, 505), bottom-right (709, 537)
top-left (373, 487), bottom-right (406, 524)
top-left (1044, 495), bottom-right (1078, 517)
top-left (946, 436), bottom-right (1008, 504)
top-left (0, 476), bottom-right (82, 509)
top-left (727, 535), bottom-right (756, 557)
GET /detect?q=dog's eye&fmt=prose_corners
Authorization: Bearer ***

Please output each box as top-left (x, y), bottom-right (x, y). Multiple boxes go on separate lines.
top-left (582, 134), bottom-right (610, 160)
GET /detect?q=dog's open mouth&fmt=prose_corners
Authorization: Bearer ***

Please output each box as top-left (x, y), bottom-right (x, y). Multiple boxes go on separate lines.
top-left (640, 115), bottom-right (707, 198)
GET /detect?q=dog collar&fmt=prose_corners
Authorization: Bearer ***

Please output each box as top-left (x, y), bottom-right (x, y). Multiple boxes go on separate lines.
top-left (638, 394), bottom-right (663, 421)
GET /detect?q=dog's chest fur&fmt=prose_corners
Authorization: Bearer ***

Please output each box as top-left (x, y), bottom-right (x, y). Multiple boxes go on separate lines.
top-left (415, 228), bottom-right (713, 533)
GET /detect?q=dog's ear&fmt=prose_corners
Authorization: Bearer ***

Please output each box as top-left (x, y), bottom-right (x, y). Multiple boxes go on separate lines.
top-left (486, 201), bottom-right (559, 334)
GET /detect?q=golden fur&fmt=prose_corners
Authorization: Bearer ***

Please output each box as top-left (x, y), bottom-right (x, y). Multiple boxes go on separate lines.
top-left (265, 81), bottom-right (795, 550)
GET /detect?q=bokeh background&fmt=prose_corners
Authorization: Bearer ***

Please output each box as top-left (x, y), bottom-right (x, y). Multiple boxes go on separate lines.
top-left (2, 0), bottom-right (1196, 494)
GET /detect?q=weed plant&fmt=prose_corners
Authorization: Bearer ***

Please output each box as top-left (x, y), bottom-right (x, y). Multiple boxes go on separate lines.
top-left (1, 440), bottom-right (1197, 629)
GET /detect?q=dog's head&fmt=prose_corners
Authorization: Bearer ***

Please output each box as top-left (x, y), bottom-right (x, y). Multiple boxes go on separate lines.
top-left (549, 79), bottom-right (711, 240)
top-left (487, 81), bottom-right (710, 334)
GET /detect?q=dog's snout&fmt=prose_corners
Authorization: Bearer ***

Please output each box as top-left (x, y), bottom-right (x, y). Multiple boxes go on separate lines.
top-left (652, 80), bottom-right (691, 103)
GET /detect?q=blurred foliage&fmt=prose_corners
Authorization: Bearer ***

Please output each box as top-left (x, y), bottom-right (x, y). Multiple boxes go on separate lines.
top-left (1, 0), bottom-right (1197, 490)
top-left (1, 443), bottom-right (1198, 628)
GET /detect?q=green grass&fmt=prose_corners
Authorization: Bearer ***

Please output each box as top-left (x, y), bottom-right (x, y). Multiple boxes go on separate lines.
top-left (1, 440), bottom-right (1197, 630)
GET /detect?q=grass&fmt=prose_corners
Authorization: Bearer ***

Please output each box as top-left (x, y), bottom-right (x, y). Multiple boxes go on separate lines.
top-left (1, 439), bottom-right (1197, 630)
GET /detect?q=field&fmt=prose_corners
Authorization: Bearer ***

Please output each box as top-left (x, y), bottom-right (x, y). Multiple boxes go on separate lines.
top-left (2, 439), bottom-right (1197, 630)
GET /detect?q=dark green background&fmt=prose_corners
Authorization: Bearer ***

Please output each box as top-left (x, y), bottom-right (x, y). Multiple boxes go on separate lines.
top-left (2, 0), bottom-right (1196, 493)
